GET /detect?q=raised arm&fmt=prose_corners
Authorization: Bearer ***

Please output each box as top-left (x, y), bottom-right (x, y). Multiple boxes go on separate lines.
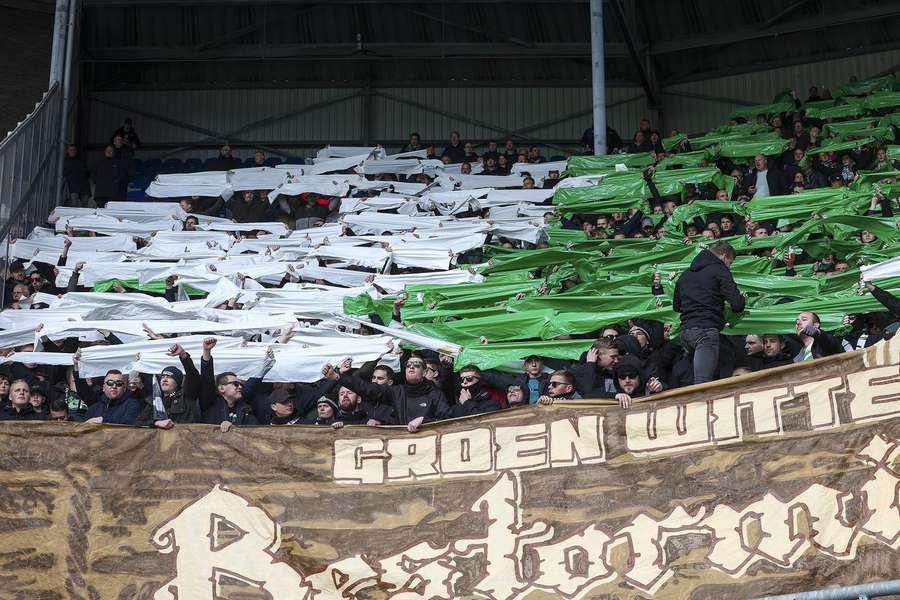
top-left (197, 337), bottom-right (218, 411)
top-left (326, 360), bottom-right (390, 405)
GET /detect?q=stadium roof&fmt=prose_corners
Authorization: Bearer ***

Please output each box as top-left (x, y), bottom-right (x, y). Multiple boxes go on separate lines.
top-left (80, 0), bottom-right (900, 91)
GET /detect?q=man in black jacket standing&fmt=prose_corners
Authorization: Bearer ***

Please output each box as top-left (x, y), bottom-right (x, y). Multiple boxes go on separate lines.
top-left (199, 338), bottom-right (274, 431)
top-left (324, 354), bottom-right (450, 432)
top-left (63, 145), bottom-right (91, 207)
top-left (674, 241), bottom-right (746, 384)
top-left (91, 145), bottom-right (128, 208)
top-left (134, 344), bottom-right (203, 428)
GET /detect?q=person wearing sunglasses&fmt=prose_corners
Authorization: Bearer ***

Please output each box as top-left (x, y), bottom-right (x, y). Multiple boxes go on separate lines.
top-left (537, 370), bottom-right (580, 406)
top-left (448, 365), bottom-right (500, 418)
top-left (80, 369), bottom-right (141, 425)
top-left (612, 356), bottom-right (664, 409)
top-left (198, 338), bottom-right (274, 432)
top-left (324, 353), bottom-right (450, 433)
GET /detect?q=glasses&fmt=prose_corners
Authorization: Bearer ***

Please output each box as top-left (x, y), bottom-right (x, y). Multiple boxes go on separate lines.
top-left (406, 361), bottom-right (424, 369)
top-left (619, 374), bottom-right (639, 380)
top-left (221, 380), bottom-right (242, 388)
top-left (104, 380), bottom-right (125, 387)
top-left (460, 375), bottom-right (480, 383)
top-left (548, 380), bottom-right (568, 387)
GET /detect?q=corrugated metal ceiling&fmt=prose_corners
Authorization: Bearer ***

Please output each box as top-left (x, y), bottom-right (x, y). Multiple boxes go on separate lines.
top-left (79, 0), bottom-right (900, 89)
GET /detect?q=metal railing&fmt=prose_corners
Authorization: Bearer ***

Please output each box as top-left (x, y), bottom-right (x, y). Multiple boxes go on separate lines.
top-left (0, 82), bottom-right (62, 240)
top-left (0, 0), bottom-right (78, 306)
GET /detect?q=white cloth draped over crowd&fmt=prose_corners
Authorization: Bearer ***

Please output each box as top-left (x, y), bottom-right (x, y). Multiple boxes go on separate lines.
top-left (1, 146), bottom-right (564, 382)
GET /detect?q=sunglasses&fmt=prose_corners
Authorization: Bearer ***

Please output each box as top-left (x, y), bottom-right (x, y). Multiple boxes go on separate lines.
top-left (223, 381), bottom-right (243, 387)
top-left (548, 380), bottom-right (568, 387)
top-left (460, 375), bottom-right (480, 383)
top-left (105, 380), bottom-right (125, 387)
top-left (406, 361), bottom-right (424, 369)
top-left (619, 373), bottom-right (639, 380)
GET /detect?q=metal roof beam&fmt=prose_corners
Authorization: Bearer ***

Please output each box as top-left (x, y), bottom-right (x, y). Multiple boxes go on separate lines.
top-left (757, 0), bottom-right (813, 31)
top-left (84, 0), bottom-right (589, 5)
top-left (192, 3), bottom-right (322, 52)
top-left (83, 42), bottom-right (629, 62)
top-left (390, 3), bottom-right (535, 49)
top-left (607, 0), bottom-right (657, 108)
top-left (0, 0), bottom-right (54, 12)
top-left (649, 4), bottom-right (900, 55)
top-left (660, 40), bottom-right (900, 86)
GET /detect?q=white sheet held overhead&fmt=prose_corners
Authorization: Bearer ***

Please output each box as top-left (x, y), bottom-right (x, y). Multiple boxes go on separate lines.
top-left (862, 256), bottom-right (900, 281)
top-left (146, 181), bottom-right (234, 201)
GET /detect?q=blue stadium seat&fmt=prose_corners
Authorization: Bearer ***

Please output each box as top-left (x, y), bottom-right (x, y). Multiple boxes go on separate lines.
top-left (264, 157), bottom-right (282, 167)
top-left (282, 156), bottom-right (306, 165)
top-left (132, 158), bottom-right (145, 175)
top-left (243, 157), bottom-right (256, 168)
top-left (160, 158), bottom-right (184, 174)
top-left (143, 158), bottom-right (162, 177)
top-left (127, 176), bottom-right (152, 201)
top-left (184, 158), bottom-right (204, 173)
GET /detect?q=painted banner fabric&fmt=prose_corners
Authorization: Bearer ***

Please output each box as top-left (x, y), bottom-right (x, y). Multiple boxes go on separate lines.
top-left (2, 337), bottom-right (900, 599)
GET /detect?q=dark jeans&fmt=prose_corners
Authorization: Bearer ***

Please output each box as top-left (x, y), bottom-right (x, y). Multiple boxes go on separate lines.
top-left (681, 327), bottom-right (720, 385)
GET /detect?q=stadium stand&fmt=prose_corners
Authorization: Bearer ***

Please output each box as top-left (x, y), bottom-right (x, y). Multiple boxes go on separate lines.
top-left (0, 70), bottom-right (895, 428)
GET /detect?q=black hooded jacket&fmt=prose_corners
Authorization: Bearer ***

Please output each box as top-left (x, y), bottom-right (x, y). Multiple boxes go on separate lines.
top-left (198, 357), bottom-right (260, 426)
top-left (674, 249), bottom-right (745, 330)
top-left (135, 355), bottom-right (202, 426)
top-left (337, 373), bottom-right (450, 425)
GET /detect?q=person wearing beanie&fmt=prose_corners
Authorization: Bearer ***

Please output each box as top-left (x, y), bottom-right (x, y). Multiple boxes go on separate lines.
top-left (134, 346), bottom-right (202, 429)
top-left (297, 396), bottom-right (338, 426)
top-left (613, 355), bottom-right (664, 408)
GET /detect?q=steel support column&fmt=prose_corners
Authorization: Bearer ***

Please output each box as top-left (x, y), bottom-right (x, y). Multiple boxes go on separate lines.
top-left (590, 0), bottom-right (606, 155)
top-left (48, 0), bottom-right (69, 86)
top-left (56, 0), bottom-right (78, 205)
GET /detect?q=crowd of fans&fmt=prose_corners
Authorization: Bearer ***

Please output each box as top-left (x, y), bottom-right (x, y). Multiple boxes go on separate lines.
top-left (5, 75), bottom-right (900, 432)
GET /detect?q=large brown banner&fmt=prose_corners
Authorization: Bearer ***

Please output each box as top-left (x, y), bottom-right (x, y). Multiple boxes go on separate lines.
top-left (3, 336), bottom-right (900, 599)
